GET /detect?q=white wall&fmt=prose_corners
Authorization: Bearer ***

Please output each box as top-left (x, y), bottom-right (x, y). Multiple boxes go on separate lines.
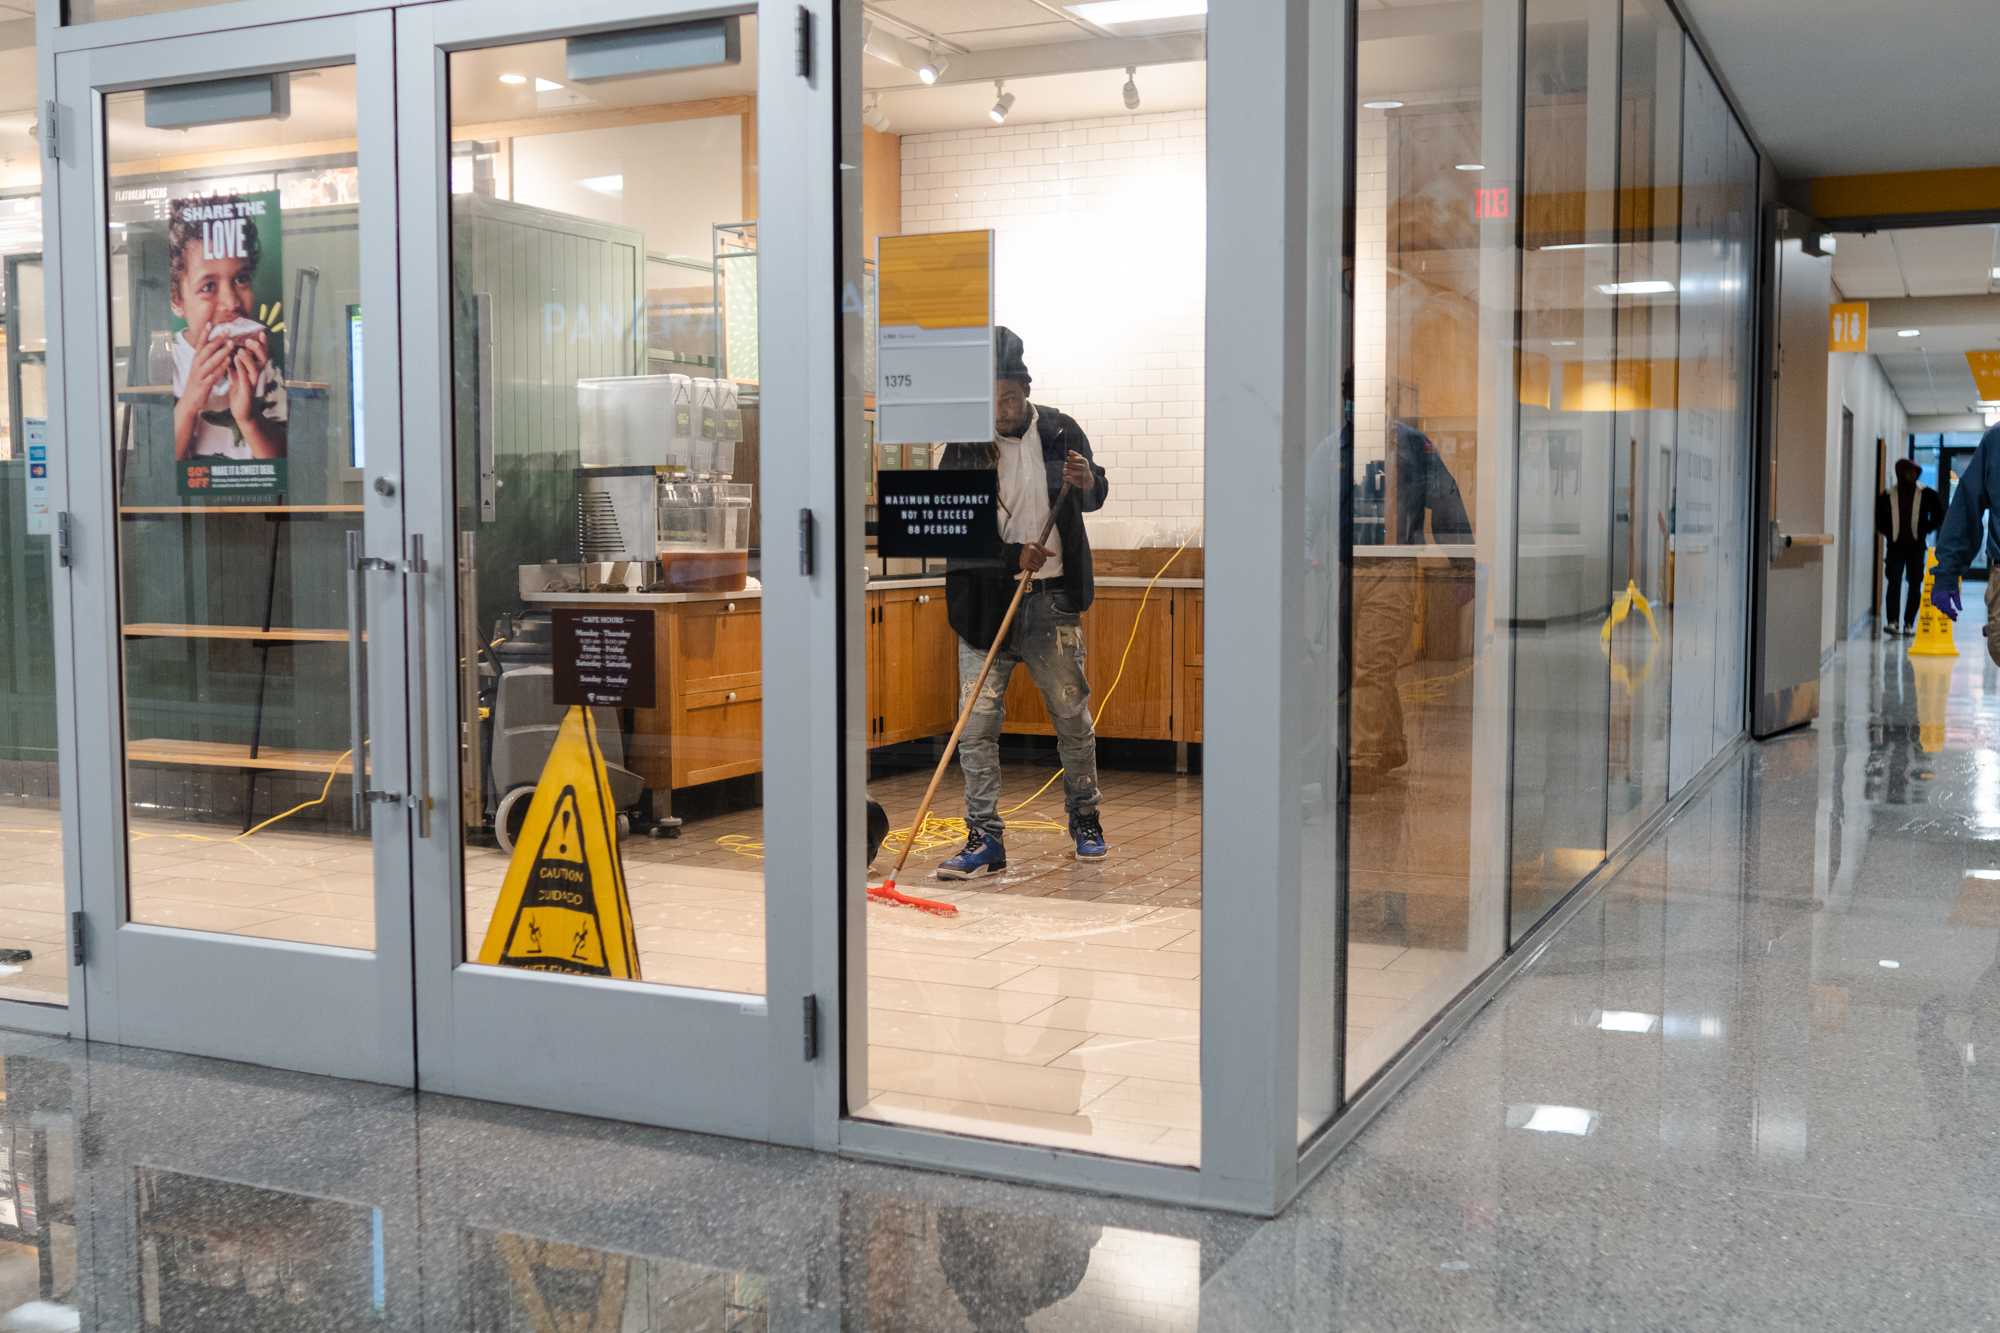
top-left (1824, 350), bottom-right (1909, 648)
top-left (898, 110), bottom-right (1206, 533)
top-left (510, 116), bottom-right (744, 263)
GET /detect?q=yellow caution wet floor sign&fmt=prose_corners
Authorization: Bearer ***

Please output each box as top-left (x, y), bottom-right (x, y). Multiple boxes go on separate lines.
top-left (477, 706), bottom-right (640, 979)
top-left (1909, 550), bottom-right (1960, 659)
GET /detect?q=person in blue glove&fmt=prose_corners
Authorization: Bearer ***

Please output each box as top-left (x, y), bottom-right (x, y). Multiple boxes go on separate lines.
top-left (1931, 423), bottom-right (2000, 663)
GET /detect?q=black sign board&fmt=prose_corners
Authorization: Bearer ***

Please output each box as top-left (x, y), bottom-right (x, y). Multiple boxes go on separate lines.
top-left (876, 469), bottom-right (1000, 558)
top-left (553, 609), bottom-right (656, 710)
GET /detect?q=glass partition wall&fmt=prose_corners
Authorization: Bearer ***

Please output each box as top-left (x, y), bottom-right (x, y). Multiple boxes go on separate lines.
top-left (1328, 0), bottom-right (1760, 1105)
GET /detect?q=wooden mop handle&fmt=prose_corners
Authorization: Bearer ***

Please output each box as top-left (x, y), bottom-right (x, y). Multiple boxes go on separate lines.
top-left (888, 480), bottom-right (1076, 882)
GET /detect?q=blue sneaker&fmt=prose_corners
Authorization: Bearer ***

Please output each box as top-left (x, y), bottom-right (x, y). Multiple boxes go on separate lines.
top-left (937, 830), bottom-right (1007, 880)
top-left (1070, 812), bottom-right (1109, 860)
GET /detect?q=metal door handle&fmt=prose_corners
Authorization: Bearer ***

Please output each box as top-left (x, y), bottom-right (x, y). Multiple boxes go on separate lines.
top-left (1782, 531), bottom-right (1835, 548)
top-left (345, 530), bottom-right (368, 830)
top-left (475, 292), bottom-right (496, 522)
top-left (409, 532), bottom-right (432, 838)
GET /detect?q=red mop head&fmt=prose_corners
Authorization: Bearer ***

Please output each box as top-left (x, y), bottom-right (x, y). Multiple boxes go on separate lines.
top-left (868, 879), bottom-right (960, 916)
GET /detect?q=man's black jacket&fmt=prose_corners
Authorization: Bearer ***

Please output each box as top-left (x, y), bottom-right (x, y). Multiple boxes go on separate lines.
top-left (939, 406), bottom-right (1108, 651)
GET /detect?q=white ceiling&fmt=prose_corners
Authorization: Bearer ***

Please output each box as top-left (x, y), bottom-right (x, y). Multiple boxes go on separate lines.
top-left (1833, 225), bottom-right (2000, 300)
top-left (1678, 0), bottom-right (2000, 178)
top-left (1832, 225), bottom-right (2000, 414)
top-left (863, 0), bottom-right (1206, 132)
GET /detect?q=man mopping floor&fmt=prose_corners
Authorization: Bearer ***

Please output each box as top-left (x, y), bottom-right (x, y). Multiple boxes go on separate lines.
top-left (936, 327), bottom-right (1111, 880)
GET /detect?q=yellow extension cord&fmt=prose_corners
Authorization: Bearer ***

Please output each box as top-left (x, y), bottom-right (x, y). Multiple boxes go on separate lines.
top-left (130, 744), bottom-right (359, 849)
top-left (719, 539), bottom-right (1196, 863)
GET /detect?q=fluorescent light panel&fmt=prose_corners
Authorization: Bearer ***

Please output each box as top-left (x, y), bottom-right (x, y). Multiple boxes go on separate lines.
top-left (1068, 0), bottom-right (1207, 24)
top-left (1597, 280), bottom-right (1674, 295)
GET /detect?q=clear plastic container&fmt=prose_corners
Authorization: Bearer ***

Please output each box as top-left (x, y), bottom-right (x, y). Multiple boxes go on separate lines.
top-left (656, 480), bottom-right (753, 592)
top-left (577, 375), bottom-right (684, 469)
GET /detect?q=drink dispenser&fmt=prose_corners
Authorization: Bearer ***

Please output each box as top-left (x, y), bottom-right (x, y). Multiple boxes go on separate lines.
top-left (691, 377), bottom-right (720, 477)
top-left (665, 373), bottom-right (695, 475)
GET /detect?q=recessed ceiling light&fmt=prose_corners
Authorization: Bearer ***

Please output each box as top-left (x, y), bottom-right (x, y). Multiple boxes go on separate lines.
top-left (1067, 0), bottom-right (1208, 25)
top-left (1897, 328), bottom-right (1922, 338)
top-left (1880, 959), bottom-right (1902, 969)
top-left (1597, 1010), bottom-right (1658, 1033)
top-left (498, 73), bottom-right (528, 86)
top-left (533, 77), bottom-right (563, 93)
top-left (1540, 242), bottom-right (1613, 252)
top-left (1598, 280), bottom-right (1675, 295)
top-left (1362, 99), bottom-right (1404, 110)
top-left (1454, 162), bottom-right (1485, 172)
top-left (578, 174), bottom-right (624, 196)
top-left (1551, 339), bottom-right (1579, 347)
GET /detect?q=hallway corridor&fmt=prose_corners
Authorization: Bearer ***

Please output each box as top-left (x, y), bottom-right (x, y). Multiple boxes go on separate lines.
top-left (0, 626), bottom-right (1995, 1328)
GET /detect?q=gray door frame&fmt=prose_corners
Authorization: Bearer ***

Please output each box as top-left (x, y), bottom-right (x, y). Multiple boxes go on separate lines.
top-left (54, 10), bottom-right (418, 1082)
top-left (396, 0), bottom-right (828, 1142)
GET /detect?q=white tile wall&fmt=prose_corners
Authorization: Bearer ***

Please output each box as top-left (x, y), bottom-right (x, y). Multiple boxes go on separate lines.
top-left (899, 111), bottom-right (1206, 528)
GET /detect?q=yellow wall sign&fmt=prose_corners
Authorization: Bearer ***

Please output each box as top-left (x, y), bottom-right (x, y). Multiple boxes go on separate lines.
top-left (877, 231), bottom-right (992, 331)
top-left (1968, 350), bottom-right (2000, 402)
top-left (876, 229), bottom-right (995, 445)
top-left (1829, 301), bottom-right (1869, 353)
top-left (476, 707), bottom-right (640, 979)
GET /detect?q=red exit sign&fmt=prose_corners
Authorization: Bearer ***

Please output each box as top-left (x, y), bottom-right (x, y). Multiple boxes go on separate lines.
top-left (1474, 186), bottom-right (1511, 220)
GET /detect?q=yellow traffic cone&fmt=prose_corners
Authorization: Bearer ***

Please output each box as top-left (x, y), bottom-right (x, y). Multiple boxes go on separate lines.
top-left (1909, 550), bottom-right (1960, 658)
top-left (1912, 656), bottom-right (1953, 752)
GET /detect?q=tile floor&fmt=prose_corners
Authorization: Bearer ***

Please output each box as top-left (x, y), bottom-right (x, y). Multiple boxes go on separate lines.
top-left (0, 618), bottom-right (1990, 1327)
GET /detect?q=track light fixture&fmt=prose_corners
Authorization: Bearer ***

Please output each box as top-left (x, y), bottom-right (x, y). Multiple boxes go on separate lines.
top-left (918, 42), bottom-right (948, 85)
top-left (989, 79), bottom-right (1015, 125)
top-left (863, 93), bottom-right (890, 132)
top-left (1122, 65), bottom-right (1140, 111)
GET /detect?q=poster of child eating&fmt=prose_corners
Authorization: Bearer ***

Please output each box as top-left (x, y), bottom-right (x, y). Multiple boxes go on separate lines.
top-left (168, 190), bottom-right (288, 500)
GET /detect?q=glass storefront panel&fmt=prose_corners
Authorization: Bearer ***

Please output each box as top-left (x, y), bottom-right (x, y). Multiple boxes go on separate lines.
top-left (1508, 0), bottom-right (1618, 943)
top-left (850, 23), bottom-right (1208, 1166)
top-left (1671, 39), bottom-right (1758, 782)
top-left (446, 25), bottom-right (768, 994)
top-left (107, 68), bottom-right (376, 951)
top-left (0, 25), bottom-right (60, 1004)
top-left (1605, 0), bottom-right (1682, 846)
top-left (1345, 0), bottom-right (1512, 1093)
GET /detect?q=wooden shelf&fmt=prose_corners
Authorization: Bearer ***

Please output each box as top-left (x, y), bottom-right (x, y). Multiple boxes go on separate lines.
top-left (126, 738), bottom-right (351, 775)
top-left (120, 504), bottom-right (363, 516)
top-left (123, 623), bottom-right (348, 643)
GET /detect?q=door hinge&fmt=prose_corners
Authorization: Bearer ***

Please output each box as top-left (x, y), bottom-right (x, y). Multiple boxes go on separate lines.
top-left (798, 507), bottom-right (816, 576)
top-left (802, 994), bottom-right (819, 1060)
top-left (794, 6), bottom-right (814, 80)
top-left (70, 911), bottom-right (83, 966)
top-left (41, 100), bottom-right (56, 163)
top-left (55, 512), bottom-right (72, 568)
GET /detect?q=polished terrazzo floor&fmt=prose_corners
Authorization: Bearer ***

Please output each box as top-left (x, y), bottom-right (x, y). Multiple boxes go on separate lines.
top-left (0, 623), bottom-right (1991, 1325)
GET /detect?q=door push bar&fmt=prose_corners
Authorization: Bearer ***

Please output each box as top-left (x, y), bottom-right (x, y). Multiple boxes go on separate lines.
top-left (346, 531), bottom-right (433, 837)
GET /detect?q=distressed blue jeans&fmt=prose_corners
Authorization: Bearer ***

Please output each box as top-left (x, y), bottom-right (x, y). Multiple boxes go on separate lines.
top-left (956, 589), bottom-right (1102, 839)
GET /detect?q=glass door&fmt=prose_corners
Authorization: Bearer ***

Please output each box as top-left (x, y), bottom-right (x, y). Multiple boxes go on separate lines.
top-left (57, 12), bottom-right (417, 1082)
top-left (400, 0), bottom-right (832, 1140)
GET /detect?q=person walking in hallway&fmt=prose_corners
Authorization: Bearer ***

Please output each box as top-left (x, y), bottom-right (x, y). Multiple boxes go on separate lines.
top-left (1877, 457), bottom-right (1942, 637)
top-left (1931, 422), bottom-right (2000, 663)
